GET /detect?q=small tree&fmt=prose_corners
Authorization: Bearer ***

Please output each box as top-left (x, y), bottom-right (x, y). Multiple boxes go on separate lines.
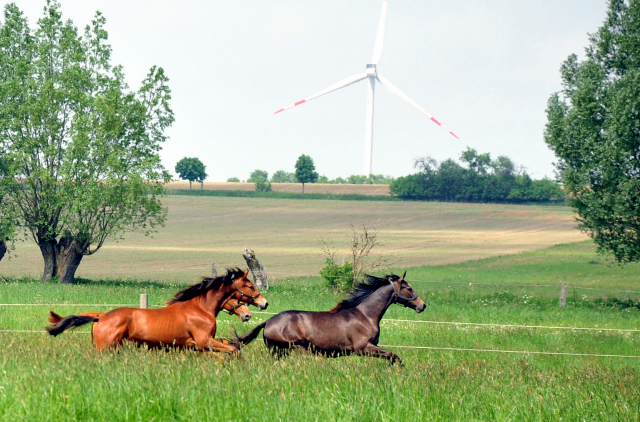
top-left (175, 157), bottom-right (207, 190)
top-left (294, 154), bottom-right (318, 194)
top-left (226, 177), bottom-right (240, 182)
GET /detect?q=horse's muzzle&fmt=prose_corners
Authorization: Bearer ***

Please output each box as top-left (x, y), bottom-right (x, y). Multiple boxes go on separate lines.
top-left (255, 298), bottom-right (268, 310)
top-left (241, 313), bottom-right (251, 322)
top-left (414, 299), bottom-right (426, 313)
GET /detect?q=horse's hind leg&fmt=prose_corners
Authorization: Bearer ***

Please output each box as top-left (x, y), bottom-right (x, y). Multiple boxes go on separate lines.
top-left (358, 343), bottom-right (403, 365)
top-left (200, 336), bottom-right (240, 355)
top-left (92, 321), bottom-right (128, 351)
top-left (264, 339), bottom-right (291, 359)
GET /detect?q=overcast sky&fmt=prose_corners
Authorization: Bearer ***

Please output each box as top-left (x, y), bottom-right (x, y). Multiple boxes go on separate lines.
top-left (11, 0), bottom-right (608, 181)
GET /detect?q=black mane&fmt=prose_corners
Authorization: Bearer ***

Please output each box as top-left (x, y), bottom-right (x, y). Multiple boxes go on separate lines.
top-left (329, 274), bottom-right (400, 313)
top-left (168, 267), bottom-right (245, 304)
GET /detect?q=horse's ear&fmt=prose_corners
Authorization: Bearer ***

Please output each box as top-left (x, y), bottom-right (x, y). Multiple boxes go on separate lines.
top-left (401, 271), bottom-right (407, 281)
top-left (244, 269), bottom-right (249, 278)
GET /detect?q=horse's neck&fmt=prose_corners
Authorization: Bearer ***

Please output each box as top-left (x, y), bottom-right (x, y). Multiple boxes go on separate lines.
top-left (356, 284), bottom-right (395, 324)
top-left (200, 285), bottom-right (235, 315)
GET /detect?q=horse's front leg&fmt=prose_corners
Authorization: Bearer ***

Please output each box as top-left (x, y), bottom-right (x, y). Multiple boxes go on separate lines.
top-left (358, 342), bottom-right (403, 365)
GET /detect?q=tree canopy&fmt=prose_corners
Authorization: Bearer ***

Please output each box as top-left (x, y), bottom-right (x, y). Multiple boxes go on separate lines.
top-left (271, 170), bottom-right (295, 183)
top-left (294, 154), bottom-right (318, 194)
top-left (545, 0), bottom-right (640, 263)
top-left (0, 2), bottom-right (173, 282)
top-left (175, 157), bottom-right (207, 190)
top-left (390, 148), bottom-right (563, 203)
top-left (247, 169), bottom-right (269, 183)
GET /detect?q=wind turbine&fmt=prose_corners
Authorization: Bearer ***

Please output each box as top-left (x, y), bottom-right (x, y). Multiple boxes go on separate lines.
top-left (274, 0), bottom-right (459, 176)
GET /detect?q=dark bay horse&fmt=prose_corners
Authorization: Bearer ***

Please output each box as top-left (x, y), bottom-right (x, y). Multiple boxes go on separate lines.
top-left (235, 272), bottom-right (425, 364)
top-left (48, 297), bottom-right (253, 326)
top-left (47, 268), bottom-right (267, 353)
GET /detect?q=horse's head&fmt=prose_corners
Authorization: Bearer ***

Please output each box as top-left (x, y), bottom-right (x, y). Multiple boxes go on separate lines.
top-left (391, 272), bottom-right (426, 313)
top-left (223, 298), bottom-right (252, 322)
top-left (231, 270), bottom-right (268, 310)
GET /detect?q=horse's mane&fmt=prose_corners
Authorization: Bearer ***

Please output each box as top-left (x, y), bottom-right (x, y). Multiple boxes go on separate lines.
top-left (329, 273), bottom-right (400, 313)
top-left (167, 267), bottom-right (245, 304)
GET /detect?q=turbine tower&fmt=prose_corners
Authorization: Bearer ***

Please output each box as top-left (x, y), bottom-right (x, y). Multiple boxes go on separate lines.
top-left (274, 0), bottom-right (459, 176)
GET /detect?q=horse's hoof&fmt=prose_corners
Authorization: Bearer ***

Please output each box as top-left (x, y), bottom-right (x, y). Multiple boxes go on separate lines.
top-left (390, 354), bottom-right (404, 366)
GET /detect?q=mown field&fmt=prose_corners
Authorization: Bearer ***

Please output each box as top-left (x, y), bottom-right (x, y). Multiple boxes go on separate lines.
top-left (165, 181), bottom-right (392, 196)
top-left (0, 196), bottom-right (586, 282)
top-left (1, 242), bottom-right (639, 421)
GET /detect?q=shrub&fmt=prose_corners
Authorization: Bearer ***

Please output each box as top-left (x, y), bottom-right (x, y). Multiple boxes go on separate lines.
top-left (319, 259), bottom-right (353, 294)
top-left (255, 179), bottom-right (272, 192)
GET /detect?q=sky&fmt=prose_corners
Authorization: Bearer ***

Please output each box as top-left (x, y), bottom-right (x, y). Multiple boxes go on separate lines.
top-left (10, 0), bottom-right (609, 181)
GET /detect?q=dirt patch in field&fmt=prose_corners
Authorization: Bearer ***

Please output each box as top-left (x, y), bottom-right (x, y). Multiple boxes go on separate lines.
top-left (0, 197), bottom-right (586, 283)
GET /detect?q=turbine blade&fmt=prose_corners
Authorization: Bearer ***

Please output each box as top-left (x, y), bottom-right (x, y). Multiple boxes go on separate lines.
top-left (371, 0), bottom-right (388, 65)
top-left (274, 72), bottom-right (368, 114)
top-left (377, 74), bottom-right (459, 139)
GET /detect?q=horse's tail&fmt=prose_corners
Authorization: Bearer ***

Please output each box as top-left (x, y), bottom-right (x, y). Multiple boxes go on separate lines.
top-left (46, 313), bottom-right (99, 337)
top-left (233, 321), bottom-right (267, 349)
top-left (48, 311), bottom-right (103, 325)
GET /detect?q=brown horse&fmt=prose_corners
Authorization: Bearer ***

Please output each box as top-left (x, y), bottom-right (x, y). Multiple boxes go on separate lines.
top-left (48, 297), bottom-right (253, 327)
top-left (47, 268), bottom-right (267, 353)
top-left (235, 272), bottom-right (424, 365)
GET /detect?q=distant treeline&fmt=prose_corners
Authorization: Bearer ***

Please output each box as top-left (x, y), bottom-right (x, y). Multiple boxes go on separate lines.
top-left (390, 149), bottom-right (565, 203)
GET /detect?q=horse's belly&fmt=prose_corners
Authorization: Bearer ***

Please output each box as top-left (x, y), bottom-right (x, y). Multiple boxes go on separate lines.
top-left (128, 311), bottom-right (192, 346)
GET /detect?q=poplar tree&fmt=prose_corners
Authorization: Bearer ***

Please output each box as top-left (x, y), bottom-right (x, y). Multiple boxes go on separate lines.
top-left (545, 0), bottom-right (640, 263)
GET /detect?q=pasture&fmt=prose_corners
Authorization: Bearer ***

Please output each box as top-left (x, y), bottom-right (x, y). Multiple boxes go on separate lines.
top-left (1, 197), bottom-right (638, 420)
top-left (1, 196), bottom-right (586, 282)
top-left (1, 242), bottom-right (640, 420)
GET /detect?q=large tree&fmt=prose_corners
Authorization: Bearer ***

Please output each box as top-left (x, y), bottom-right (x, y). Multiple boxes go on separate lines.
top-left (0, 183), bottom-right (13, 265)
top-left (0, 2), bottom-right (173, 282)
top-left (545, 0), bottom-right (640, 263)
top-left (175, 157), bottom-right (207, 190)
top-left (294, 154), bottom-right (318, 194)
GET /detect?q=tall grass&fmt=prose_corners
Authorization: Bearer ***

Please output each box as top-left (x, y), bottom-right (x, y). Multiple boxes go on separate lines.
top-left (1, 242), bottom-right (639, 420)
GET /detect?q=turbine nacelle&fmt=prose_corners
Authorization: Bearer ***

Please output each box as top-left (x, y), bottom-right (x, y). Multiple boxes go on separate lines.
top-left (366, 64), bottom-right (377, 77)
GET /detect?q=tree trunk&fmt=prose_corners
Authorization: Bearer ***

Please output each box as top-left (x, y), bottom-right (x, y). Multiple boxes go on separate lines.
top-left (242, 247), bottom-right (269, 290)
top-left (57, 236), bottom-right (86, 284)
top-left (39, 239), bottom-right (59, 282)
top-left (0, 241), bottom-right (6, 263)
top-left (302, 183), bottom-right (305, 194)
top-left (189, 180), bottom-right (192, 190)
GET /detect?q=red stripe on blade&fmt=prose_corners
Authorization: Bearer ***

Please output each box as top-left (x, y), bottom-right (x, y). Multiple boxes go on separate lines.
top-left (431, 117), bottom-right (441, 125)
top-left (295, 99), bottom-right (306, 106)
top-left (450, 132), bottom-right (459, 139)
top-left (274, 109), bottom-right (284, 114)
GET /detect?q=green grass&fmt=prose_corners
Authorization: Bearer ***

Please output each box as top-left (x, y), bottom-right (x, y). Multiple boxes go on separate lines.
top-left (1, 242), bottom-right (640, 420)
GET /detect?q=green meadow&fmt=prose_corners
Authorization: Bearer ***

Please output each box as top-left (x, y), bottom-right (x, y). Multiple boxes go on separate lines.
top-left (0, 241), bottom-right (639, 421)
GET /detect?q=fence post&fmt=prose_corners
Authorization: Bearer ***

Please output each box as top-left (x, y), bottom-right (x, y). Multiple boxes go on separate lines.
top-left (211, 262), bottom-right (217, 278)
top-left (559, 283), bottom-right (568, 307)
top-left (140, 294), bottom-right (148, 309)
